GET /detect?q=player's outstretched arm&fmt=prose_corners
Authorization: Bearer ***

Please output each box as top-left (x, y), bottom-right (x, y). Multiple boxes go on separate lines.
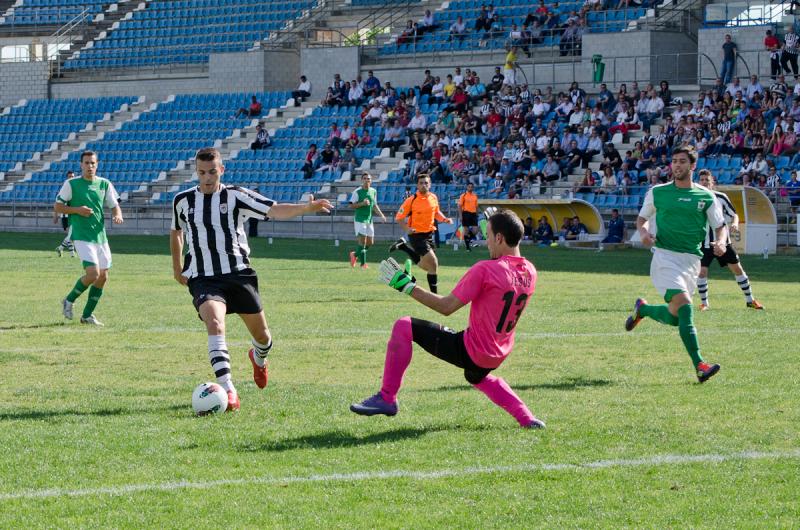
top-left (269, 195), bottom-right (332, 219)
top-left (636, 216), bottom-right (655, 247)
top-left (379, 258), bottom-right (464, 315)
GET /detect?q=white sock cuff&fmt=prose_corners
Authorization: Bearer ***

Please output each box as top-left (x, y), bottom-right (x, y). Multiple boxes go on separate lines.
top-left (208, 334), bottom-right (227, 352)
top-left (252, 337), bottom-right (271, 349)
top-left (735, 274), bottom-right (748, 282)
top-left (697, 277), bottom-right (708, 285)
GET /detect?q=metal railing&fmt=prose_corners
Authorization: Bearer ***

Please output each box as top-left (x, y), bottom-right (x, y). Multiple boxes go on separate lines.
top-left (48, 7), bottom-right (92, 77)
top-left (704, 1), bottom-right (789, 27)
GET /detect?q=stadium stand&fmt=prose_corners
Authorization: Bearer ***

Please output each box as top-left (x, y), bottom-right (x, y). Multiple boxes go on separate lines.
top-left (0, 92), bottom-right (289, 204)
top-left (63, 0), bottom-right (317, 69)
top-left (0, 0), bottom-right (104, 27)
top-left (0, 96), bottom-right (135, 176)
top-left (378, 1), bottom-right (647, 55)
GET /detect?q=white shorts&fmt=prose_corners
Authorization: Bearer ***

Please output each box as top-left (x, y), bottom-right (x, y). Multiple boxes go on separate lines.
top-left (74, 240), bottom-right (113, 269)
top-left (502, 68), bottom-right (515, 85)
top-left (354, 220), bottom-right (375, 237)
top-left (650, 247), bottom-right (699, 300)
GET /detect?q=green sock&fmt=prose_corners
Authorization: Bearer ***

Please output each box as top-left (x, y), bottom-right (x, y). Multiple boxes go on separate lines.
top-left (82, 286), bottom-right (103, 319)
top-left (359, 246), bottom-right (368, 266)
top-left (66, 278), bottom-right (89, 303)
top-left (678, 304), bottom-right (703, 368)
top-left (639, 303), bottom-right (679, 326)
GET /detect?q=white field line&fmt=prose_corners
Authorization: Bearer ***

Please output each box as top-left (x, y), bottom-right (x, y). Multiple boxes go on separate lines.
top-left (2, 327), bottom-right (796, 340)
top-left (1, 449), bottom-right (798, 502)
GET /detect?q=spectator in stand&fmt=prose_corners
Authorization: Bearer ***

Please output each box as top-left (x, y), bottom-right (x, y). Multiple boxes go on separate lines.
top-left (430, 76), bottom-right (445, 103)
top-left (420, 69), bottom-right (435, 96)
top-left (292, 76), bottom-right (312, 107)
top-left (449, 15), bottom-right (468, 41)
top-left (597, 83), bottom-right (616, 114)
top-left (418, 9), bottom-right (439, 34)
top-left (316, 143), bottom-right (337, 174)
top-left (302, 143), bottom-right (318, 179)
top-left (362, 100), bottom-right (384, 127)
top-left (526, 19), bottom-right (544, 46)
top-left (782, 25), bottom-right (800, 80)
top-left (489, 172), bottom-right (505, 197)
top-left (559, 19), bottom-right (579, 57)
top-left (488, 66), bottom-right (504, 94)
top-left (234, 95), bottom-right (263, 118)
top-left (250, 123), bottom-right (271, 151)
top-left (765, 29), bottom-right (782, 80)
top-left (364, 70), bottom-right (381, 98)
top-left (534, 216), bottom-right (554, 244)
top-left (785, 171), bottom-right (800, 213)
top-left (380, 119), bottom-right (406, 156)
top-left (508, 24), bottom-right (531, 58)
top-left (573, 168), bottom-right (596, 193)
top-left (340, 145), bottom-right (359, 175)
top-left (502, 46), bottom-right (518, 86)
top-left (565, 216), bottom-right (588, 240)
top-left (467, 76), bottom-right (487, 102)
top-left (407, 108), bottom-right (427, 136)
top-left (450, 87), bottom-right (470, 113)
top-left (328, 122), bottom-right (342, 148)
top-left (597, 166), bottom-right (618, 195)
top-left (348, 79), bottom-right (364, 106)
top-left (602, 208), bottom-right (626, 243)
top-left (397, 20), bottom-right (419, 46)
top-left (720, 34), bottom-right (737, 84)
top-left (322, 87), bottom-right (341, 107)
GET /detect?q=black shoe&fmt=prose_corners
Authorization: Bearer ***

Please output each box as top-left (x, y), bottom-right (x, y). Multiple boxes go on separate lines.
top-left (389, 237), bottom-right (407, 253)
top-left (696, 362), bottom-right (720, 383)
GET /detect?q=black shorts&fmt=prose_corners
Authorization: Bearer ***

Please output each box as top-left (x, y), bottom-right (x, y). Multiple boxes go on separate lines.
top-left (461, 212), bottom-right (479, 228)
top-left (409, 232), bottom-right (435, 257)
top-left (187, 268), bottom-right (263, 315)
top-left (701, 244), bottom-right (740, 268)
top-left (411, 318), bottom-right (492, 384)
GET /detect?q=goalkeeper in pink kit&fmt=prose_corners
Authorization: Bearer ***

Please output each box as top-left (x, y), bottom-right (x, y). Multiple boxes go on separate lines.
top-left (350, 209), bottom-right (545, 428)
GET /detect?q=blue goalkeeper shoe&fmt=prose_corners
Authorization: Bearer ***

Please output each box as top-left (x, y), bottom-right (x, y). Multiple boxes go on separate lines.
top-left (350, 392), bottom-right (398, 416)
top-left (624, 297), bottom-right (647, 332)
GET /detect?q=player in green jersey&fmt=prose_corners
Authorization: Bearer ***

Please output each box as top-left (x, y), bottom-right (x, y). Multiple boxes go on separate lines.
top-left (624, 146), bottom-right (726, 383)
top-left (55, 151), bottom-right (124, 326)
top-left (348, 173), bottom-right (386, 269)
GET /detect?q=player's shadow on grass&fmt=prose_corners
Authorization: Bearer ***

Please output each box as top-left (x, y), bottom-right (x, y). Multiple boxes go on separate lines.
top-left (421, 376), bottom-right (613, 393)
top-left (241, 425), bottom-right (488, 453)
top-left (0, 404), bottom-right (186, 421)
top-left (0, 322), bottom-right (68, 331)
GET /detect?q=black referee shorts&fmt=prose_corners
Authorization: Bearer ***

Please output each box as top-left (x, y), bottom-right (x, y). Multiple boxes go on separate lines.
top-left (701, 244), bottom-right (740, 268)
top-left (411, 318), bottom-right (493, 384)
top-left (409, 232), bottom-right (436, 257)
top-left (188, 268), bottom-right (263, 315)
top-left (461, 211), bottom-right (479, 228)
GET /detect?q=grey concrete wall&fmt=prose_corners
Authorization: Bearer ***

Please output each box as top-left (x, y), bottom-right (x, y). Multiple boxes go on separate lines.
top-left (0, 61), bottom-right (49, 107)
top-left (51, 49), bottom-right (299, 102)
top-left (698, 26), bottom-right (775, 83)
top-left (300, 46), bottom-right (359, 98)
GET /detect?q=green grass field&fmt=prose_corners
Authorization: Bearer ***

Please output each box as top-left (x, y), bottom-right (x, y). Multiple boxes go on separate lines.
top-left (1, 232), bottom-right (798, 528)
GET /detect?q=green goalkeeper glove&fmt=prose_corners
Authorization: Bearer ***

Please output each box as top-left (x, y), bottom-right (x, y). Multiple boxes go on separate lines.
top-left (379, 257), bottom-right (417, 295)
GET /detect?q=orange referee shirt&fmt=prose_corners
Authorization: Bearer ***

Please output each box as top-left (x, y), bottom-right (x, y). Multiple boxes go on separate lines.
top-left (458, 191), bottom-right (478, 213)
top-left (395, 191), bottom-right (447, 233)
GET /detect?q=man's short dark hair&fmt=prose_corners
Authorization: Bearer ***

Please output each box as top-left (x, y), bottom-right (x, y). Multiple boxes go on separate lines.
top-left (196, 147), bottom-right (221, 162)
top-left (611, 208), bottom-right (619, 214)
top-left (489, 209), bottom-right (524, 247)
top-left (417, 173), bottom-right (431, 181)
top-left (80, 150), bottom-right (97, 162)
top-left (672, 146), bottom-right (698, 164)
top-left (698, 169), bottom-right (715, 182)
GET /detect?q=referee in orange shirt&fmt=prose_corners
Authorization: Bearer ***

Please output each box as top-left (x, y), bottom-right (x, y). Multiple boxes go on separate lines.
top-left (458, 182), bottom-right (479, 251)
top-left (390, 174), bottom-right (452, 293)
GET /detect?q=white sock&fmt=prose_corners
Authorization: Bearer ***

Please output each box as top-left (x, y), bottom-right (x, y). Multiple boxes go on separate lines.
top-left (208, 335), bottom-right (235, 395)
top-left (735, 274), bottom-right (753, 303)
top-left (697, 277), bottom-right (709, 306)
top-left (251, 338), bottom-right (272, 367)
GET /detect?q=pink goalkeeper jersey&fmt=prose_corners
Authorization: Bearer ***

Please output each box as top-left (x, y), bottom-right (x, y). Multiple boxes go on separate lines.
top-left (451, 255), bottom-right (537, 369)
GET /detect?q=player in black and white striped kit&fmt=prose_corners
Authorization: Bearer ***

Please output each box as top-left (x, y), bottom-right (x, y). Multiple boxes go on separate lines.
top-left (696, 170), bottom-right (764, 311)
top-left (170, 147), bottom-right (332, 411)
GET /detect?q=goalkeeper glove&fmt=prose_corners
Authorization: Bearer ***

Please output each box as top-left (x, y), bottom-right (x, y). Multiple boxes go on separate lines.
top-left (379, 257), bottom-right (417, 295)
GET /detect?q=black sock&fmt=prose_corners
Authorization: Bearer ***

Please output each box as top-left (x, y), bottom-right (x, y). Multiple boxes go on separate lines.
top-left (427, 273), bottom-right (438, 293)
top-left (400, 242), bottom-right (420, 263)
top-left (464, 233), bottom-right (472, 250)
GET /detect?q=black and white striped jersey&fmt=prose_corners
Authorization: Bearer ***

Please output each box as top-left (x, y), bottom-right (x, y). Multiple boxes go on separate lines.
top-left (703, 189), bottom-right (737, 248)
top-left (172, 185), bottom-right (273, 278)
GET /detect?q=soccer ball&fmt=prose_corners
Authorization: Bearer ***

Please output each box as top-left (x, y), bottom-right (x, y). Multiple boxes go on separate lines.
top-left (192, 382), bottom-right (228, 416)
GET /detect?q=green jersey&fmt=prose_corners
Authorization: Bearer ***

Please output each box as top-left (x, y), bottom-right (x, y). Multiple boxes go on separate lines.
top-left (56, 176), bottom-right (119, 244)
top-left (350, 187), bottom-right (377, 223)
top-left (639, 182), bottom-right (724, 257)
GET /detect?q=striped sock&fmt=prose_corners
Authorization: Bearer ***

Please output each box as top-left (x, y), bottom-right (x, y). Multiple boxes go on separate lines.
top-left (735, 274), bottom-right (754, 303)
top-left (251, 338), bottom-right (272, 367)
top-left (697, 277), bottom-right (709, 306)
top-left (208, 335), bottom-right (235, 395)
